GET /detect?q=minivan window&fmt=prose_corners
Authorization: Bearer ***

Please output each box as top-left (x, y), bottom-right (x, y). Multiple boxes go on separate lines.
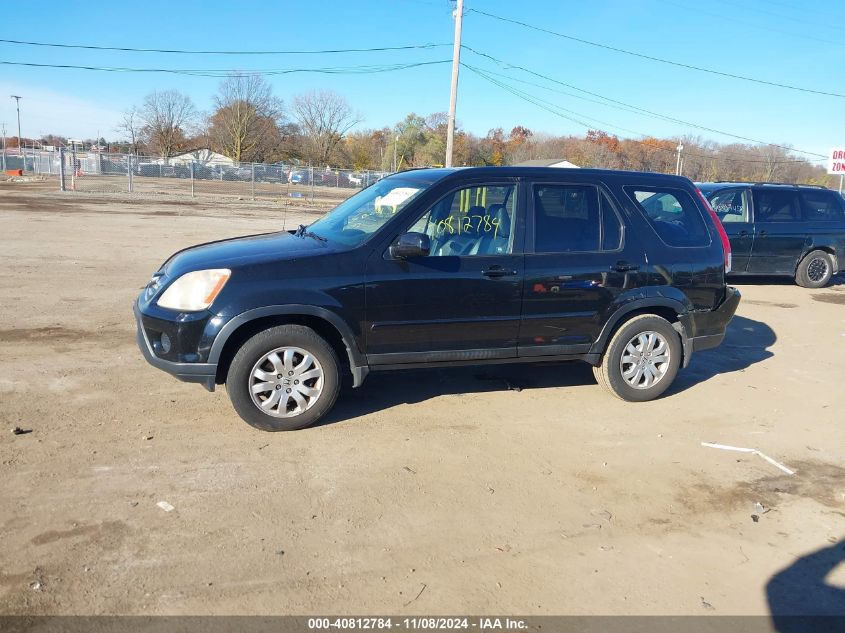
top-left (533, 185), bottom-right (601, 252)
top-left (800, 190), bottom-right (845, 222)
top-left (625, 187), bottom-right (710, 247)
top-left (408, 184), bottom-right (516, 256)
top-left (305, 178), bottom-right (425, 247)
top-left (708, 188), bottom-right (749, 223)
top-left (753, 189), bottom-right (800, 223)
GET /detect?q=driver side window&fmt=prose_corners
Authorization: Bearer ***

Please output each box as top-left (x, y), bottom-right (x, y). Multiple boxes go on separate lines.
top-left (409, 184), bottom-right (517, 256)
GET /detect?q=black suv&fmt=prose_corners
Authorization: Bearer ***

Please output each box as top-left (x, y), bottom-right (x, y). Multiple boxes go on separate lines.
top-left (698, 182), bottom-right (845, 287)
top-left (135, 167), bottom-right (740, 431)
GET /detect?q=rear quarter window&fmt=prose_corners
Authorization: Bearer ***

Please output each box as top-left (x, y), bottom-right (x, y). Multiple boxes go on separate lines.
top-left (800, 190), bottom-right (845, 222)
top-left (624, 186), bottom-right (711, 247)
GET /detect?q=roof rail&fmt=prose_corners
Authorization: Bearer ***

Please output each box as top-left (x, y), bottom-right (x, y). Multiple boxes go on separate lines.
top-left (752, 181), bottom-right (827, 188)
top-left (711, 180), bottom-right (828, 189)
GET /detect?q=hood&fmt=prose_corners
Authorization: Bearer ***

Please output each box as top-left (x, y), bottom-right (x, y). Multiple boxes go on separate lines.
top-left (162, 230), bottom-right (340, 277)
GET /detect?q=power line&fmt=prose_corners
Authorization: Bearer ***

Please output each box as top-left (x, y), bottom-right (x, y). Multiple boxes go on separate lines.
top-left (0, 59), bottom-right (450, 77)
top-left (0, 38), bottom-right (450, 55)
top-left (657, 0), bottom-right (845, 48)
top-left (708, 0), bottom-right (845, 33)
top-left (466, 7), bottom-right (845, 99)
top-left (461, 47), bottom-right (827, 158)
top-left (465, 65), bottom-right (825, 165)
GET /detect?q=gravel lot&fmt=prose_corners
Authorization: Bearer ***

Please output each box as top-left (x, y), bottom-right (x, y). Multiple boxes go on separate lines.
top-left (1, 182), bottom-right (844, 617)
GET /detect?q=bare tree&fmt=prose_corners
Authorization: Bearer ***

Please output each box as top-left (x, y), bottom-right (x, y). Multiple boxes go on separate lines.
top-left (116, 107), bottom-right (142, 153)
top-left (208, 74), bottom-right (284, 163)
top-left (139, 90), bottom-right (196, 157)
top-left (292, 90), bottom-right (361, 166)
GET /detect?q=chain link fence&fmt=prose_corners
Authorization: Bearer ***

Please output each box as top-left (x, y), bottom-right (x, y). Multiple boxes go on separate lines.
top-left (3, 149), bottom-right (392, 208)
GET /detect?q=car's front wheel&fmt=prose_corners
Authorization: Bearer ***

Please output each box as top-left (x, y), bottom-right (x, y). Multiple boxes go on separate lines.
top-left (226, 325), bottom-right (340, 431)
top-left (593, 314), bottom-right (682, 402)
top-left (795, 250), bottom-right (834, 288)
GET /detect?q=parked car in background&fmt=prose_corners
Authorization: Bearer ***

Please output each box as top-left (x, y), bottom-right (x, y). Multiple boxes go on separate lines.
top-left (698, 182), bottom-right (845, 287)
top-left (288, 169), bottom-right (309, 185)
top-left (136, 167), bottom-right (739, 431)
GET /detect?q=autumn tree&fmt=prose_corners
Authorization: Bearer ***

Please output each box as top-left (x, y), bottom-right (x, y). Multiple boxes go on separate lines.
top-left (343, 129), bottom-right (387, 170)
top-left (292, 90), bottom-right (360, 166)
top-left (139, 90), bottom-right (196, 157)
top-left (208, 74), bottom-right (283, 163)
top-left (116, 107), bottom-right (142, 153)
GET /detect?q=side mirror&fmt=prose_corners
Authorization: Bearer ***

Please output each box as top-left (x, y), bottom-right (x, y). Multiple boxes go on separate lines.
top-left (389, 232), bottom-right (431, 259)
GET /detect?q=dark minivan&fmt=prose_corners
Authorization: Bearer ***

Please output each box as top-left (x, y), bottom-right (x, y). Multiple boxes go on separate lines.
top-left (135, 167), bottom-right (740, 431)
top-left (699, 182), bottom-right (845, 287)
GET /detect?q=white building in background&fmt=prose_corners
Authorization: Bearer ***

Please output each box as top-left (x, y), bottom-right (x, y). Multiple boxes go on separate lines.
top-left (514, 158), bottom-right (580, 168)
top-left (168, 148), bottom-right (234, 167)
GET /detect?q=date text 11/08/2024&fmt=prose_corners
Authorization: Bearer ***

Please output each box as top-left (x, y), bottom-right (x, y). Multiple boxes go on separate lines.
top-left (307, 617), bottom-right (528, 630)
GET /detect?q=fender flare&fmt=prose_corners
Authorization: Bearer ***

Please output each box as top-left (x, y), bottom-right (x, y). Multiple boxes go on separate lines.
top-left (208, 305), bottom-right (367, 384)
top-left (589, 297), bottom-right (692, 364)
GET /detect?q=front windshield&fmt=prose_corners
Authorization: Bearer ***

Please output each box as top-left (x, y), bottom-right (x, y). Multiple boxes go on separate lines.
top-left (304, 178), bottom-right (427, 247)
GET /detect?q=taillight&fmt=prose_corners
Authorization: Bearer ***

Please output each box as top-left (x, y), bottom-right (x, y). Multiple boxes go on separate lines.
top-left (696, 188), bottom-right (732, 274)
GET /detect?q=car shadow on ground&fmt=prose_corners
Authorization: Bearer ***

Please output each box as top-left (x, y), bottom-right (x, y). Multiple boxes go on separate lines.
top-left (318, 359), bottom-right (598, 427)
top-left (731, 272), bottom-right (845, 288)
top-left (669, 314), bottom-right (776, 395)
top-left (766, 539), bottom-right (845, 631)
top-left (317, 314), bottom-right (775, 427)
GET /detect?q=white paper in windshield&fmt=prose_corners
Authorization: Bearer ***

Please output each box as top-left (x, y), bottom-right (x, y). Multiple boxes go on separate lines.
top-left (375, 187), bottom-right (420, 209)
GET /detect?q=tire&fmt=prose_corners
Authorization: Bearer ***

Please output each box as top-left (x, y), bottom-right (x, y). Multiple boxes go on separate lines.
top-left (795, 250), bottom-right (834, 288)
top-left (593, 314), bottom-right (682, 402)
top-left (226, 325), bottom-right (340, 431)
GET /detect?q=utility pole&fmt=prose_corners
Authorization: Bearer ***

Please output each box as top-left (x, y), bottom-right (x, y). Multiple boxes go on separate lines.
top-left (675, 142), bottom-right (684, 176)
top-left (1, 123), bottom-right (6, 171)
top-left (10, 95), bottom-right (22, 156)
top-left (393, 133), bottom-right (399, 172)
top-left (445, 0), bottom-right (464, 168)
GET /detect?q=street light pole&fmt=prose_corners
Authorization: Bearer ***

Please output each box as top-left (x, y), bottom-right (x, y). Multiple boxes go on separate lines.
top-left (1, 123), bottom-right (6, 171)
top-left (393, 134), bottom-right (399, 172)
top-left (10, 95), bottom-right (22, 156)
top-left (675, 142), bottom-right (684, 176)
top-left (445, 0), bottom-right (464, 168)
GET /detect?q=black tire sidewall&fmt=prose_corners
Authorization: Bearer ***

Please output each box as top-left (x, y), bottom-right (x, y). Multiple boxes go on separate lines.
top-left (601, 316), bottom-right (682, 402)
top-left (796, 250), bottom-right (833, 289)
top-left (226, 325), bottom-right (340, 431)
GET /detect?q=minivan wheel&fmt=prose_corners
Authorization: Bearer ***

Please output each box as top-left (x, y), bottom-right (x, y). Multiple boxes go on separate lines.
top-left (593, 315), bottom-right (682, 402)
top-left (226, 325), bottom-right (340, 431)
top-left (795, 250), bottom-right (834, 288)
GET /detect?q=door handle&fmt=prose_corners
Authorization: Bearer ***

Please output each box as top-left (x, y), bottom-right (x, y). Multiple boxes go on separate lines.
top-left (611, 261), bottom-right (640, 272)
top-left (482, 267), bottom-right (517, 278)
top-left (739, 230), bottom-right (749, 237)
top-left (759, 230), bottom-right (768, 237)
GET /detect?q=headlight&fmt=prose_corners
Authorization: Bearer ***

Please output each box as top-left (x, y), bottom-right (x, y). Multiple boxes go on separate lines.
top-left (157, 269), bottom-right (231, 311)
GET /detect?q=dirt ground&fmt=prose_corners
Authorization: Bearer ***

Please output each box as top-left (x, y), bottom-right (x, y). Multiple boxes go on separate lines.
top-left (1, 182), bottom-right (844, 617)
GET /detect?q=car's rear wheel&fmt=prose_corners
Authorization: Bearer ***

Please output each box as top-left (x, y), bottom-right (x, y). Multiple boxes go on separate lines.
top-left (593, 314), bottom-right (682, 402)
top-left (795, 250), bottom-right (834, 288)
top-left (226, 325), bottom-right (340, 431)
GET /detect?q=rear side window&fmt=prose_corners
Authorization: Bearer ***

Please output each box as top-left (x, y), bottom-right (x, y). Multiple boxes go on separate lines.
top-left (753, 189), bottom-right (800, 222)
top-left (708, 188), bottom-right (750, 223)
top-left (532, 185), bottom-right (622, 253)
top-left (625, 187), bottom-right (710, 247)
top-left (800, 190), bottom-right (845, 222)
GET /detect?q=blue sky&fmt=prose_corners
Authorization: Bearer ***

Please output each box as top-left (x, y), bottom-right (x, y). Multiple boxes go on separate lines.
top-left (1, 0), bottom-right (842, 159)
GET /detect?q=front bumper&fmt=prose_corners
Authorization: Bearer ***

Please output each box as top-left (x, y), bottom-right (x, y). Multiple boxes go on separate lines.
top-left (134, 302), bottom-right (217, 391)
